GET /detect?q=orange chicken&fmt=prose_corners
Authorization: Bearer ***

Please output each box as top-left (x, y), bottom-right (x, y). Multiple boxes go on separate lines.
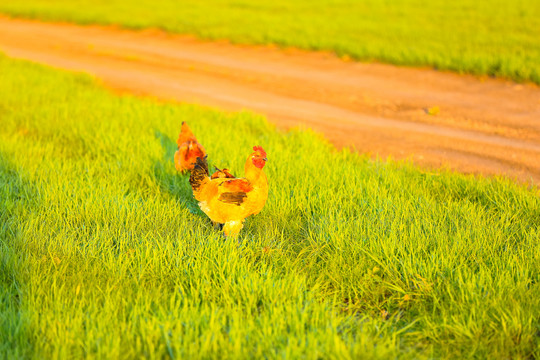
top-left (189, 146), bottom-right (268, 237)
top-left (174, 122), bottom-right (206, 172)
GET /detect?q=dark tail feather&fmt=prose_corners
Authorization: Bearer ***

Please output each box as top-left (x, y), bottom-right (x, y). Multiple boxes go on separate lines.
top-left (189, 155), bottom-right (209, 193)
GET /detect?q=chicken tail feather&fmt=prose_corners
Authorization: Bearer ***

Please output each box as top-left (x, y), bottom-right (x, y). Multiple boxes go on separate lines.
top-left (189, 155), bottom-right (209, 194)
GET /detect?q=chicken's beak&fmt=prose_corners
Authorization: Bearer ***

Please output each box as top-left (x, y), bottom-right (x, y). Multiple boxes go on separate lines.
top-left (263, 158), bottom-right (268, 162)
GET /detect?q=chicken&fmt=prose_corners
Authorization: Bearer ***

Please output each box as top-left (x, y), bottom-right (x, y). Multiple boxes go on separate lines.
top-left (189, 146), bottom-right (268, 237)
top-left (174, 122), bottom-right (206, 172)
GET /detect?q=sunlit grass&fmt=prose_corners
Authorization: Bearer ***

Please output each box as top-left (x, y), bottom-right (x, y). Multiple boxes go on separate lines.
top-left (0, 0), bottom-right (539, 84)
top-left (0, 55), bottom-right (539, 358)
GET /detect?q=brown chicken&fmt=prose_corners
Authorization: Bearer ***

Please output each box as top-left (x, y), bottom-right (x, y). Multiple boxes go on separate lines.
top-left (174, 122), bottom-right (206, 172)
top-left (189, 146), bottom-right (269, 237)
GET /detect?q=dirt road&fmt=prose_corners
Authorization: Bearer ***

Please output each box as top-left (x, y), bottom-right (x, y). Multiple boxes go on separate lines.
top-left (1, 16), bottom-right (539, 185)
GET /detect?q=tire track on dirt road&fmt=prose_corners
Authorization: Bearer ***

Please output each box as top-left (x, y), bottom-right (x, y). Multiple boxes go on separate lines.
top-left (1, 16), bottom-right (539, 185)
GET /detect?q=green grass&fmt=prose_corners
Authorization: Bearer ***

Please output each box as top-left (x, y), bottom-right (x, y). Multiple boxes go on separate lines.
top-left (0, 53), bottom-right (539, 359)
top-left (1, 0), bottom-right (539, 85)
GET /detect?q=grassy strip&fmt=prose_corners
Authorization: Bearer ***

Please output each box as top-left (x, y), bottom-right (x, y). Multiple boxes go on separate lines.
top-left (0, 54), bottom-right (539, 358)
top-left (1, 0), bottom-right (540, 85)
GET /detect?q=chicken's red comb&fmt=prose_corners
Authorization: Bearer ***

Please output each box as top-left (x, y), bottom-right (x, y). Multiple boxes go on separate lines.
top-left (253, 146), bottom-right (267, 157)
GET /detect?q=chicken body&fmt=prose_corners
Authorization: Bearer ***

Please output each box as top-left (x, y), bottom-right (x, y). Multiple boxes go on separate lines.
top-left (189, 146), bottom-right (268, 237)
top-left (174, 122), bottom-right (206, 172)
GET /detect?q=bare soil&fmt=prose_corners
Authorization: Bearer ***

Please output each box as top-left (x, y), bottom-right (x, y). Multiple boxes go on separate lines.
top-left (1, 16), bottom-right (539, 185)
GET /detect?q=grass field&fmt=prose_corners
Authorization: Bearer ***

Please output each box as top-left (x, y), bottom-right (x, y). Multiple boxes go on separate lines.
top-left (0, 0), bottom-right (539, 85)
top-left (0, 54), bottom-right (539, 358)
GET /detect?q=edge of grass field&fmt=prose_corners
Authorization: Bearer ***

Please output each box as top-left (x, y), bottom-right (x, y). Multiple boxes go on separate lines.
top-left (0, 10), bottom-right (539, 86)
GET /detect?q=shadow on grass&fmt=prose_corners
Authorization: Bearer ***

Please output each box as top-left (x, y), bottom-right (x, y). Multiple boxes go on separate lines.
top-left (0, 152), bottom-right (35, 358)
top-left (152, 130), bottom-right (202, 216)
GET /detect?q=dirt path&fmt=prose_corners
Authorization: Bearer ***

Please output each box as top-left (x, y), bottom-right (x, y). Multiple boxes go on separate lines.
top-left (1, 16), bottom-right (539, 185)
